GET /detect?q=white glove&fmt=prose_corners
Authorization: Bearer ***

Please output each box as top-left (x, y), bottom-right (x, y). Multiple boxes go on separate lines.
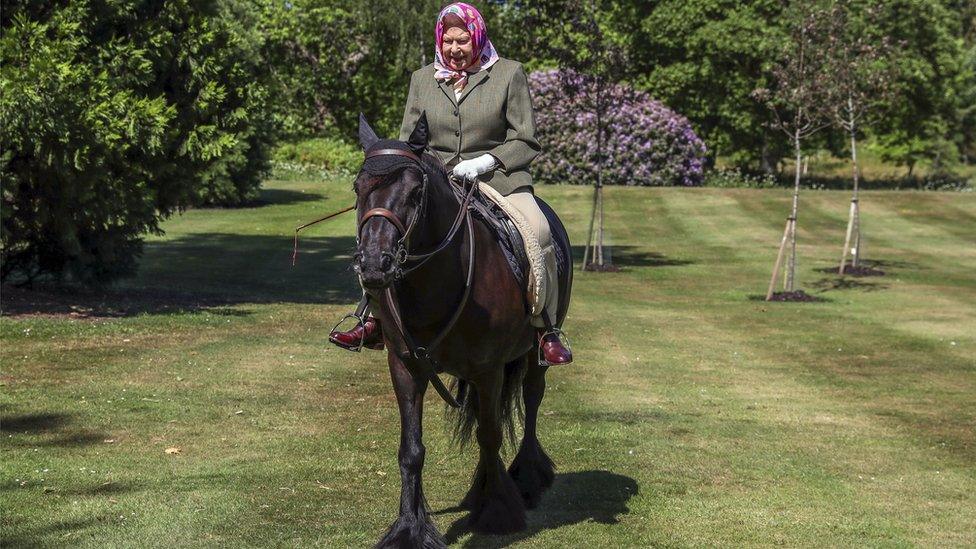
top-left (452, 154), bottom-right (497, 181)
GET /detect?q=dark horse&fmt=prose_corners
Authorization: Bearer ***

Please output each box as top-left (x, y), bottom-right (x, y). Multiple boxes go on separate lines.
top-left (353, 112), bottom-right (572, 548)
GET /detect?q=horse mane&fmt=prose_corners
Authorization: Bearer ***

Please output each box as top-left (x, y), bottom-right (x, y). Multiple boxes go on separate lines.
top-left (419, 150), bottom-right (449, 184)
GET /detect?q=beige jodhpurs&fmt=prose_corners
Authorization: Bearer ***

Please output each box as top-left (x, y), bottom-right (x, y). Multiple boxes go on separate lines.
top-left (504, 191), bottom-right (558, 328)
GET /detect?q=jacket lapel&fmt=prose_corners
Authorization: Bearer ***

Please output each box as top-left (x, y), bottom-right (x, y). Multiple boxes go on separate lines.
top-left (458, 69), bottom-right (491, 105)
top-left (437, 79), bottom-right (458, 107)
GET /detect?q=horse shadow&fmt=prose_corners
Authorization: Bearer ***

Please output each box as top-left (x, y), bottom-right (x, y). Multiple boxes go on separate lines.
top-left (440, 470), bottom-right (638, 547)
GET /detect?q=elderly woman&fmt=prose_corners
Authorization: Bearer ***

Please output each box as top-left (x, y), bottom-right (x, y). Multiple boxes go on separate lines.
top-left (331, 2), bottom-right (572, 365)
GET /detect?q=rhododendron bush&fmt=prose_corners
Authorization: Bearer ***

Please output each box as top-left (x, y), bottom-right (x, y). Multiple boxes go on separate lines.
top-left (528, 69), bottom-right (707, 187)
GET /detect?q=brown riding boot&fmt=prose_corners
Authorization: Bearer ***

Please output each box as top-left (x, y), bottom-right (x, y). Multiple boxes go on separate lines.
top-left (539, 331), bottom-right (573, 365)
top-left (330, 316), bottom-right (384, 351)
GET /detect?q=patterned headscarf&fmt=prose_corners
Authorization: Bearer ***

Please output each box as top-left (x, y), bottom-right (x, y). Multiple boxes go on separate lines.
top-left (434, 3), bottom-right (499, 95)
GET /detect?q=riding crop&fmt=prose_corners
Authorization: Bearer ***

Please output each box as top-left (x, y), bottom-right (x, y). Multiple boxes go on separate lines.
top-left (291, 205), bottom-right (356, 266)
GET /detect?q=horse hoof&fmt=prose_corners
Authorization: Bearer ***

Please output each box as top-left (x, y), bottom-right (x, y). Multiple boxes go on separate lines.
top-left (375, 515), bottom-right (445, 549)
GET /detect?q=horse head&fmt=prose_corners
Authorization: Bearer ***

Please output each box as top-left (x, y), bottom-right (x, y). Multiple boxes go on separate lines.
top-left (353, 112), bottom-right (433, 290)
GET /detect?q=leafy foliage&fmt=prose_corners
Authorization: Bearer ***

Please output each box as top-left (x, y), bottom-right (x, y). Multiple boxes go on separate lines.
top-left (502, 0), bottom-right (971, 174)
top-left (862, 0), bottom-right (968, 174)
top-left (529, 69), bottom-right (707, 187)
top-left (258, 0), bottom-right (442, 139)
top-left (272, 138), bottom-right (362, 175)
top-left (1, 0), bottom-right (273, 284)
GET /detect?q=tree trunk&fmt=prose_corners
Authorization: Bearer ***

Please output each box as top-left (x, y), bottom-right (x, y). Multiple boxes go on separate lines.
top-left (596, 185), bottom-right (605, 265)
top-left (581, 184), bottom-right (597, 269)
top-left (761, 136), bottom-right (774, 174)
top-left (851, 201), bottom-right (861, 267)
top-left (766, 218), bottom-right (792, 301)
top-left (593, 81), bottom-right (606, 267)
top-left (786, 130), bottom-right (802, 292)
top-left (849, 121), bottom-right (862, 268)
top-left (583, 78), bottom-right (607, 270)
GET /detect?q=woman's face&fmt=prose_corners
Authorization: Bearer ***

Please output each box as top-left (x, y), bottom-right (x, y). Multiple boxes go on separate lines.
top-left (441, 24), bottom-right (473, 71)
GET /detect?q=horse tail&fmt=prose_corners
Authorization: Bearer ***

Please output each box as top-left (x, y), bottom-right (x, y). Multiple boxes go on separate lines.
top-left (447, 357), bottom-right (527, 448)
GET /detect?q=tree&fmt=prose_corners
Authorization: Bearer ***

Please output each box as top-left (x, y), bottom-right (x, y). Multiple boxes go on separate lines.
top-left (953, 1), bottom-right (976, 165)
top-left (616, 0), bottom-right (789, 170)
top-left (1, 0), bottom-right (273, 284)
top-left (754, 1), bottom-right (833, 301)
top-left (259, 0), bottom-right (441, 140)
top-left (520, 0), bottom-right (631, 270)
top-left (818, 1), bottom-right (894, 274)
top-left (866, 0), bottom-right (966, 176)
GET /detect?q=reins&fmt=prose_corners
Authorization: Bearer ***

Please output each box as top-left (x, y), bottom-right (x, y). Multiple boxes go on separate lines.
top-left (358, 148), bottom-right (479, 408)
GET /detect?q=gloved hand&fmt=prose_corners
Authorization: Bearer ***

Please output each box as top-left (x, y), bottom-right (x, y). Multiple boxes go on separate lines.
top-left (452, 154), bottom-right (497, 182)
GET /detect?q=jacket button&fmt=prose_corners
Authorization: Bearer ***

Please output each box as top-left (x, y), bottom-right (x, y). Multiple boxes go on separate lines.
top-left (455, 130), bottom-right (460, 136)
top-left (453, 109), bottom-right (458, 116)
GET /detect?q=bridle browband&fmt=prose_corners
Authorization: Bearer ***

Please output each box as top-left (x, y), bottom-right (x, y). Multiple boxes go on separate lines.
top-left (356, 147), bottom-right (479, 408)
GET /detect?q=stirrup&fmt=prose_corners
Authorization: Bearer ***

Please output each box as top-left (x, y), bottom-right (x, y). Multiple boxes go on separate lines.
top-left (538, 327), bottom-right (572, 367)
top-left (329, 313), bottom-right (367, 352)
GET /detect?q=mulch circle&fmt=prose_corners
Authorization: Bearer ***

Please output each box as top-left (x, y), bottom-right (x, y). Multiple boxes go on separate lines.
top-left (583, 263), bottom-right (622, 272)
top-left (839, 265), bottom-right (886, 277)
top-left (766, 290), bottom-right (824, 302)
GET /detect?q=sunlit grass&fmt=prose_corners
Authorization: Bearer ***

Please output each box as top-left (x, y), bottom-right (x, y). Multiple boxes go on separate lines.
top-left (2, 177), bottom-right (974, 547)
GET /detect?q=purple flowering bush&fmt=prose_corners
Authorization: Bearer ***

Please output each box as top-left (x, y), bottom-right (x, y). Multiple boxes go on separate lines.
top-left (528, 69), bottom-right (707, 186)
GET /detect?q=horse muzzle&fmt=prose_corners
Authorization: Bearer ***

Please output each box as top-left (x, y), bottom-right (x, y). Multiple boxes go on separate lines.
top-left (355, 250), bottom-right (397, 289)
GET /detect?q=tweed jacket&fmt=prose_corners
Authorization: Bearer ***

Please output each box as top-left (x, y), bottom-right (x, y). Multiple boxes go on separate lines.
top-left (398, 57), bottom-right (541, 196)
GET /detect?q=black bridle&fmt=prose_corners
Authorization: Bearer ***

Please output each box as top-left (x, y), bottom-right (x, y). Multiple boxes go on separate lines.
top-left (357, 148), bottom-right (479, 280)
top-left (356, 148), bottom-right (479, 408)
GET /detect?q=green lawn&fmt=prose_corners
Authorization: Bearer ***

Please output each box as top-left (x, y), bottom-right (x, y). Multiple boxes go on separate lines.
top-left (2, 176), bottom-right (974, 547)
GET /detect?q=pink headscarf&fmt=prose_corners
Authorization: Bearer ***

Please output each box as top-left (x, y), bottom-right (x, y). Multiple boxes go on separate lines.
top-left (434, 3), bottom-right (499, 94)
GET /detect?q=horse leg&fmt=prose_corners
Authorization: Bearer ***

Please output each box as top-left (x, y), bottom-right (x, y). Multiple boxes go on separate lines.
top-left (461, 368), bottom-right (527, 534)
top-left (376, 354), bottom-right (445, 549)
top-left (508, 350), bottom-right (555, 508)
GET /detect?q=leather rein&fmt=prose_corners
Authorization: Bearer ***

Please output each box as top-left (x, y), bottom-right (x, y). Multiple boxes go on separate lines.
top-left (359, 148), bottom-right (479, 408)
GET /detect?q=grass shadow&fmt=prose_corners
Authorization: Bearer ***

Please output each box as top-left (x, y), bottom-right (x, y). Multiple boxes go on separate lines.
top-left (815, 258), bottom-right (920, 272)
top-left (0, 413), bottom-right (70, 433)
top-left (747, 291), bottom-right (831, 303)
top-left (814, 258), bottom-right (918, 277)
top-left (569, 245), bottom-right (694, 269)
top-left (2, 234), bottom-right (362, 317)
top-left (811, 277), bottom-right (890, 293)
top-left (250, 187), bottom-right (325, 207)
top-left (1, 411), bottom-right (109, 449)
top-left (441, 470), bottom-right (638, 547)
top-left (2, 514), bottom-right (118, 548)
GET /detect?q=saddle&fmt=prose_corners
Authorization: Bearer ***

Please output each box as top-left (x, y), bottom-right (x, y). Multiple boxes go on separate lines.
top-left (450, 181), bottom-right (567, 317)
top-left (467, 188), bottom-right (531, 294)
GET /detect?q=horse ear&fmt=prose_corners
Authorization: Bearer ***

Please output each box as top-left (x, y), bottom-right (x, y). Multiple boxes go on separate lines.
top-left (406, 111), bottom-right (429, 154)
top-left (358, 113), bottom-right (380, 150)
